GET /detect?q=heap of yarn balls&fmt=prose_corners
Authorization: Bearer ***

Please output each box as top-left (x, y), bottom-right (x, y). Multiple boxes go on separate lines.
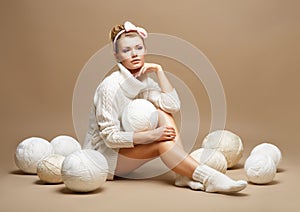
top-left (37, 154), bottom-right (65, 183)
top-left (61, 149), bottom-right (108, 193)
top-left (244, 154), bottom-right (276, 184)
top-left (250, 143), bottom-right (282, 168)
top-left (190, 148), bottom-right (227, 173)
top-left (202, 130), bottom-right (243, 168)
top-left (14, 137), bottom-right (53, 174)
top-left (122, 99), bottom-right (158, 132)
top-left (50, 135), bottom-right (81, 157)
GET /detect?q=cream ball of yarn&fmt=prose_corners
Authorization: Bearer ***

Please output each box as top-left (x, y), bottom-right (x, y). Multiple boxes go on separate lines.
top-left (250, 143), bottom-right (282, 168)
top-left (244, 154), bottom-right (276, 184)
top-left (61, 149), bottom-right (108, 193)
top-left (37, 154), bottom-right (65, 183)
top-left (50, 135), bottom-right (81, 157)
top-left (202, 130), bottom-right (243, 168)
top-left (122, 99), bottom-right (158, 132)
top-left (14, 137), bottom-right (53, 174)
top-left (190, 148), bottom-right (227, 173)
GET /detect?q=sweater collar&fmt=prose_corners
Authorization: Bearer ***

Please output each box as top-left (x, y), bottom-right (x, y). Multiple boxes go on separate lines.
top-left (117, 63), bottom-right (148, 98)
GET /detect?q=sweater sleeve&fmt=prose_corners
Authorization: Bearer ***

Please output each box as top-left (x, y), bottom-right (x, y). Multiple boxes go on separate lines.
top-left (140, 78), bottom-right (181, 113)
top-left (94, 85), bottom-right (134, 149)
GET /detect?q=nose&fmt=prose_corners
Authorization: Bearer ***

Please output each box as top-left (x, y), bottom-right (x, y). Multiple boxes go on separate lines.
top-left (131, 49), bottom-right (137, 57)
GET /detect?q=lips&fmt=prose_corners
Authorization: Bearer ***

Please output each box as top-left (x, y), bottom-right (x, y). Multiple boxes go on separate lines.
top-left (131, 59), bottom-right (141, 63)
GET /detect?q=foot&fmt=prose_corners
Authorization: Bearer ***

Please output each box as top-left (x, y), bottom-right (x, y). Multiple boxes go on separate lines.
top-left (175, 174), bottom-right (204, 190)
top-left (193, 165), bottom-right (247, 193)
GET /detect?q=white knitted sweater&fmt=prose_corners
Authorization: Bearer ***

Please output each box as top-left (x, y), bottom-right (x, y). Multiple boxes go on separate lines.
top-left (83, 63), bottom-right (181, 180)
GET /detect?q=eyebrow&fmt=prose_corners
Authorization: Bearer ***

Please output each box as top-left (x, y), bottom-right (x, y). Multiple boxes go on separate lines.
top-left (121, 43), bottom-right (143, 49)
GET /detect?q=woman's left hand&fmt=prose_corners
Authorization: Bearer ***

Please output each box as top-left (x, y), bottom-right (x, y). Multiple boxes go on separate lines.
top-left (134, 63), bottom-right (163, 78)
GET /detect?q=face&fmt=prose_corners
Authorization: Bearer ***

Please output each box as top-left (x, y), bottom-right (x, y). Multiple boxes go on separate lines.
top-left (115, 35), bottom-right (146, 73)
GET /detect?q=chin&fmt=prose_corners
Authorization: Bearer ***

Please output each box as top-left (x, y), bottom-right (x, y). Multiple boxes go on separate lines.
top-left (128, 62), bottom-right (143, 70)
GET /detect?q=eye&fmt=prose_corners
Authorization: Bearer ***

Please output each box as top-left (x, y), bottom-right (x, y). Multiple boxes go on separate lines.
top-left (136, 45), bottom-right (143, 50)
top-left (122, 48), bottom-right (130, 53)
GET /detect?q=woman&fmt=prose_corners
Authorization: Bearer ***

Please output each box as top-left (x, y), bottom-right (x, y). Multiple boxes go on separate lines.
top-left (84, 21), bottom-right (247, 193)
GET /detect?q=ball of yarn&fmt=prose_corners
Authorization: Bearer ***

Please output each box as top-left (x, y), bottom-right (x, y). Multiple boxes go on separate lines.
top-left (250, 143), bottom-right (282, 167)
top-left (61, 149), bottom-right (108, 193)
top-left (122, 99), bottom-right (158, 132)
top-left (244, 154), bottom-right (276, 184)
top-left (202, 130), bottom-right (243, 168)
top-left (14, 137), bottom-right (53, 174)
top-left (37, 154), bottom-right (65, 183)
top-left (190, 148), bottom-right (227, 173)
top-left (50, 135), bottom-right (81, 157)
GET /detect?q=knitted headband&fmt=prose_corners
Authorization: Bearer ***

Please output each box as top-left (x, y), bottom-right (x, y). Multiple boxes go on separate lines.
top-left (113, 21), bottom-right (148, 52)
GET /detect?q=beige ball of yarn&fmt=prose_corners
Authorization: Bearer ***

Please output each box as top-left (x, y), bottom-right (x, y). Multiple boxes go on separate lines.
top-left (190, 148), bottom-right (227, 173)
top-left (122, 99), bottom-right (158, 132)
top-left (250, 143), bottom-right (282, 168)
top-left (50, 135), bottom-right (81, 157)
top-left (37, 154), bottom-right (65, 183)
top-left (202, 130), bottom-right (243, 168)
top-left (14, 137), bottom-right (53, 174)
top-left (61, 149), bottom-right (108, 193)
top-left (244, 154), bottom-right (276, 184)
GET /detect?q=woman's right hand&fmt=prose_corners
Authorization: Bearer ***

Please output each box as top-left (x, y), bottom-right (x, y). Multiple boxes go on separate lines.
top-left (151, 126), bottom-right (176, 142)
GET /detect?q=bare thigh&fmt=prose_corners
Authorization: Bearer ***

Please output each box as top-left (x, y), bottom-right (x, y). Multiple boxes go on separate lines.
top-left (114, 142), bottom-right (160, 176)
top-left (115, 109), bottom-right (178, 176)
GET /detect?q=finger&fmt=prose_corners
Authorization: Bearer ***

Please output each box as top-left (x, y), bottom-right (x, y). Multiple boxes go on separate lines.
top-left (165, 130), bottom-right (176, 135)
top-left (141, 66), bottom-right (148, 75)
top-left (165, 134), bottom-right (176, 139)
top-left (137, 67), bottom-right (144, 77)
top-left (165, 128), bottom-right (176, 134)
top-left (167, 133), bottom-right (176, 138)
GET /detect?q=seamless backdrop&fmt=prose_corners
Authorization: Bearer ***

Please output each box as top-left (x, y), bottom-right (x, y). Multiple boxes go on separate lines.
top-left (0, 0), bottom-right (299, 212)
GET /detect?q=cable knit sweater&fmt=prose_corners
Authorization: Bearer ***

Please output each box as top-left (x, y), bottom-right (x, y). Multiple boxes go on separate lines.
top-left (83, 63), bottom-right (181, 180)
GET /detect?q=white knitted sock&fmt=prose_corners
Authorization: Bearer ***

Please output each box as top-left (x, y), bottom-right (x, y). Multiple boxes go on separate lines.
top-left (192, 165), bottom-right (247, 193)
top-left (174, 174), bottom-right (204, 190)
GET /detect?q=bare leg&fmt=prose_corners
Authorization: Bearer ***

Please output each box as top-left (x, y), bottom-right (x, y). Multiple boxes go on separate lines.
top-left (156, 109), bottom-right (184, 149)
top-left (115, 109), bottom-right (247, 193)
top-left (115, 109), bottom-right (199, 178)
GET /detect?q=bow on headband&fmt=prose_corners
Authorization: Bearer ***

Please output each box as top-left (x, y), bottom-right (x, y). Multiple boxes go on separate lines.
top-left (113, 21), bottom-right (148, 52)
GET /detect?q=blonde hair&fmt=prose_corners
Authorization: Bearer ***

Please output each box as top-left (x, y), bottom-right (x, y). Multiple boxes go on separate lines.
top-left (109, 24), bottom-right (145, 52)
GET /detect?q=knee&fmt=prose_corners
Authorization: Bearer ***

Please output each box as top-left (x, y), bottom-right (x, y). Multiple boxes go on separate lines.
top-left (158, 109), bottom-right (176, 126)
top-left (156, 140), bottom-right (176, 154)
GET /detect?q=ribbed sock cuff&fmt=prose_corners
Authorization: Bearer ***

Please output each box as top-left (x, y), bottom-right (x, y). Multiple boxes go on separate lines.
top-left (192, 164), bottom-right (216, 184)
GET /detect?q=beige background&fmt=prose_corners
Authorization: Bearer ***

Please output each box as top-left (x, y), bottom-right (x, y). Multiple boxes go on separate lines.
top-left (1, 0), bottom-right (299, 211)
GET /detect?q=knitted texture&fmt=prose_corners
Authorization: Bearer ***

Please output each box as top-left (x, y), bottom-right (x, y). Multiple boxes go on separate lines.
top-left (83, 63), bottom-right (181, 180)
top-left (250, 143), bottom-right (282, 168)
top-left (244, 154), bottom-right (276, 184)
top-left (50, 135), bottom-right (81, 157)
top-left (122, 99), bottom-right (158, 132)
top-left (190, 148), bottom-right (227, 173)
top-left (61, 149), bottom-right (108, 192)
top-left (37, 154), bottom-right (65, 183)
top-left (202, 130), bottom-right (243, 168)
top-left (192, 164), bottom-right (247, 193)
top-left (15, 137), bottom-right (53, 174)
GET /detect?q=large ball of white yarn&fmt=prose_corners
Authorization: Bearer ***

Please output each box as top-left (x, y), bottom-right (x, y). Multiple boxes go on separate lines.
top-left (202, 130), bottom-right (243, 168)
top-left (14, 137), bottom-right (53, 174)
top-left (190, 148), bottom-right (227, 173)
top-left (37, 154), bottom-right (65, 183)
top-left (50, 135), bottom-right (81, 157)
top-left (61, 149), bottom-right (108, 193)
top-left (244, 154), bottom-right (276, 184)
top-left (250, 143), bottom-right (282, 168)
top-left (122, 99), bottom-right (158, 132)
